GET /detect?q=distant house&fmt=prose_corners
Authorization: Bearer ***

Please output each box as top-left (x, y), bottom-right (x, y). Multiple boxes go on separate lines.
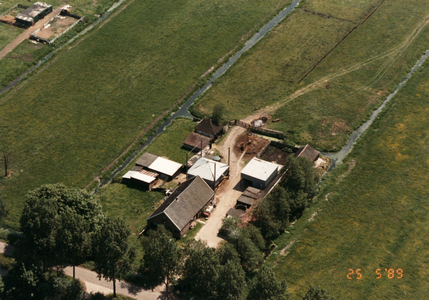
top-left (147, 176), bottom-right (214, 239)
top-left (187, 157), bottom-right (229, 188)
top-left (182, 132), bottom-right (212, 152)
top-left (122, 166), bottom-right (158, 191)
top-left (136, 152), bottom-right (182, 180)
top-left (15, 2), bottom-right (52, 27)
top-left (294, 144), bottom-right (320, 162)
top-left (195, 117), bottom-right (223, 140)
top-left (241, 157), bottom-right (282, 190)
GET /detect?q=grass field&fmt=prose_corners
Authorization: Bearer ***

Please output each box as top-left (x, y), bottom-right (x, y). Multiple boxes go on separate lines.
top-left (194, 0), bottom-right (429, 151)
top-left (264, 58), bottom-right (429, 299)
top-left (0, 0), bottom-right (293, 230)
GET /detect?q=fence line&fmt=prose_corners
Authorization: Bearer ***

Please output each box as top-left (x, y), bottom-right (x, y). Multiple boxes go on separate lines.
top-left (234, 119), bottom-right (285, 137)
top-left (0, 3), bottom-right (22, 18)
top-left (49, 17), bottom-right (83, 44)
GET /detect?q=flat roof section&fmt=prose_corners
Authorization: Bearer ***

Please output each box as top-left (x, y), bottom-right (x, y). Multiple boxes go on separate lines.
top-left (241, 157), bottom-right (282, 181)
top-left (149, 157), bottom-right (182, 177)
top-left (122, 169), bottom-right (158, 183)
top-left (187, 157), bottom-right (229, 182)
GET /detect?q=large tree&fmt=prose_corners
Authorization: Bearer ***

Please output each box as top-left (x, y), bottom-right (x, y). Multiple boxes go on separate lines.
top-left (217, 259), bottom-right (246, 300)
top-left (56, 208), bottom-right (91, 279)
top-left (143, 226), bottom-right (182, 296)
top-left (281, 156), bottom-right (318, 199)
top-left (20, 183), bottom-right (104, 272)
top-left (92, 217), bottom-right (135, 297)
top-left (247, 265), bottom-right (290, 300)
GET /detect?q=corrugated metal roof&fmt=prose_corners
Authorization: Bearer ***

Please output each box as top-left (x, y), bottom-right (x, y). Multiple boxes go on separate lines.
top-left (183, 132), bottom-right (211, 150)
top-left (241, 157), bottom-right (281, 181)
top-left (187, 157), bottom-right (229, 182)
top-left (122, 169), bottom-right (158, 183)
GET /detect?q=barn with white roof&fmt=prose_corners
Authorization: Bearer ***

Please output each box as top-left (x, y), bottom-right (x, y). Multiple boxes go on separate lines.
top-left (240, 157), bottom-right (282, 190)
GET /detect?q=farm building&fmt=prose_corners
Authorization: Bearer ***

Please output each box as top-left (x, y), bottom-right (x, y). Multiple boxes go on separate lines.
top-left (136, 152), bottom-right (182, 180)
top-left (187, 157), bottom-right (229, 188)
top-left (294, 144), bottom-right (320, 162)
top-left (15, 2), bottom-right (52, 27)
top-left (195, 117), bottom-right (223, 140)
top-left (182, 132), bottom-right (211, 152)
top-left (236, 186), bottom-right (262, 208)
top-left (147, 176), bottom-right (214, 239)
top-left (241, 157), bottom-right (282, 189)
top-left (122, 166), bottom-right (158, 191)
top-left (226, 208), bottom-right (245, 218)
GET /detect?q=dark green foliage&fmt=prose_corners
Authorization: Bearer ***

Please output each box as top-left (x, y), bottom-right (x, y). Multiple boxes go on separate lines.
top-left (233, 234), bottom-right (263, 272)
top-left (247, 265), bottom-right (289, 300)
top-left (0, 193), bottom-right (8, 222)
top-left (281, 156), bottom-right (318, 199)
top-left (217, 259), bottom-right (246, 300)
top-left (143, 226), bottom-right (182, 292)
top-left (302, 286), bottom-right (335, 300)
top-left (180, 241), bottom-right (219, 299)
top-left (3, 263), bottom-right (39, 299)
top-left (252, 197), bottom-right (283, 240)
top-left (212, 103), bottom-right (226, 125)
top-left (219, 216), bottom-right (240, 237)
top-left (217, 243), bottom-right (240, 265)
top-left (243, 225), bottom-right (266, 251)
top-left (92, 217), bottom-right (136, 297)
top-left (19, 183), bottom-right (104, 272)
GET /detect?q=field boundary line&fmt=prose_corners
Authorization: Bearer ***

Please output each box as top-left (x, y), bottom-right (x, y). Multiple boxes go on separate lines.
top-left (297, 0), bottom-right (387, 84)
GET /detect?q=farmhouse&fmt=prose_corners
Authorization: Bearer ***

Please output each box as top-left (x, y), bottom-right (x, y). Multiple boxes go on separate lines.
top-left (147, 176), bottom-right (214, 239)
top-left (122, 166), bottom-right (158, 191)
top-left (136, 152), bottom-right (182, 180)
top-left (182, 132), bottom-right (212, 152)
top-left (294, 144), bottom-right (320, 162)
top-left (241, 157), bottom-right (282, 189)
top-left (187, 157), bottom-right (229, 188)
top-left (15, 2), bottom-right (52, 27)
top-left (195, 117), bottom-right (223, 140)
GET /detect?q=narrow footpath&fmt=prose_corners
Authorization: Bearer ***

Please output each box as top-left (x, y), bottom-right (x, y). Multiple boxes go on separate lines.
top-left (0, 6), bottom-right (63, 60)
top-left (0, 241), bottom-right (164, 300)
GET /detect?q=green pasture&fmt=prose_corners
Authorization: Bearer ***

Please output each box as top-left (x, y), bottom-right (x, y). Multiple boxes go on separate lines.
top-left (0, 0), bottom-right (291, 230)
top-left (194, 0), bottom-right (429, 151)
top-left (265, 58), bottom-right (429, 298)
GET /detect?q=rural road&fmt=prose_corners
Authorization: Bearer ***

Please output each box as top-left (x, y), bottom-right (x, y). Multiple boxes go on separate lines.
top-left (0, 241), bottom-right (164, 300)
top-left (0, 6), bottom-right (63, 60)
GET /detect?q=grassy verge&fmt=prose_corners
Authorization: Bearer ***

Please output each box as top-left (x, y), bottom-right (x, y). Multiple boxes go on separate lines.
top-left (264, 56), bottom-right (429, 299)
top-left (194, 0), bottom-right (429, 151)
top-left (0, 0), bottom-right (292, 230)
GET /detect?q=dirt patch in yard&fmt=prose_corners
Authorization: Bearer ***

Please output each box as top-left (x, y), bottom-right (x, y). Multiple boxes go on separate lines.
top-left (36, 16), bottom-right (77, 40)
top-left (6, 53), bottom-right (33, 62)
top-left (235, 133), bottom-right (270, 158)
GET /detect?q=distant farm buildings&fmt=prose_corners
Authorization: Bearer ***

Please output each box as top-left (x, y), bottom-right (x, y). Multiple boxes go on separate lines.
top-left (294, 144), bottom-right (320, 163)
top-left (147, 176), bottom-right (214, 239)
top-left (15, 2), bottom-right (52, 27)
top-left (182, 117), bottom-right (223, 153)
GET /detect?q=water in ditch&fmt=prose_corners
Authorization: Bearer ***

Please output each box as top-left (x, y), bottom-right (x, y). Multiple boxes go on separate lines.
top-left (324, 49), bottom-right (429, 170)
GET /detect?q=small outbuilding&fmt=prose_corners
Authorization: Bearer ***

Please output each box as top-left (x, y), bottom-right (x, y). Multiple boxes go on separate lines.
top-left (241, 157), bottom-right (282, 190)
top-left (147, 176), bottom-right (214, 239)
top-left (226, 208), bottom-right (245, 218)
top-left (122, 166), bottom-right (158, 191)
top-left (182, 132), bottom-right (212, 152)
top-left (187, 157), bottom-right (229, 188)
top-left (237, 186), bottom-right (262, 208)
top-left (136, 152), bottom-right (182, 180)
top-left (195, 117), bottom-right (223, 140)
top-left (15, 2), bottom-right (52, 27)
top-left (294, 144), bottom-right (320, 162)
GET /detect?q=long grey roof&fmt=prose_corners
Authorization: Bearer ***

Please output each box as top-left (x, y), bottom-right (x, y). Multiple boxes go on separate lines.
top-left (148, 176), bottom-right (214, 231)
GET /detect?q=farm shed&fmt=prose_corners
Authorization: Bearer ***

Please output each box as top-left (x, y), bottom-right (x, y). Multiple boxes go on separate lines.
top-left (182, 132), bottom-right (211, 152)
top-left (227, 208), bottom-right (245, 218)
top-left (187, 157), bottom-right (229, 188)
top-left (241, 157), bottom-right (282, 190)
top-left (294, 144), bottom-right (320, 162)
top-left (122, 166), bottom-right (158, 191)
top-left (147, 176), bottom-right (214, 239)
top-left (15, 2), bottom-right (52, 27)
top-left (195, 117), bottom-right (223, 140)
top-left (136, 152), bottom-right (182, 180)
top-left (237, 186), bottom-right (262, 208)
